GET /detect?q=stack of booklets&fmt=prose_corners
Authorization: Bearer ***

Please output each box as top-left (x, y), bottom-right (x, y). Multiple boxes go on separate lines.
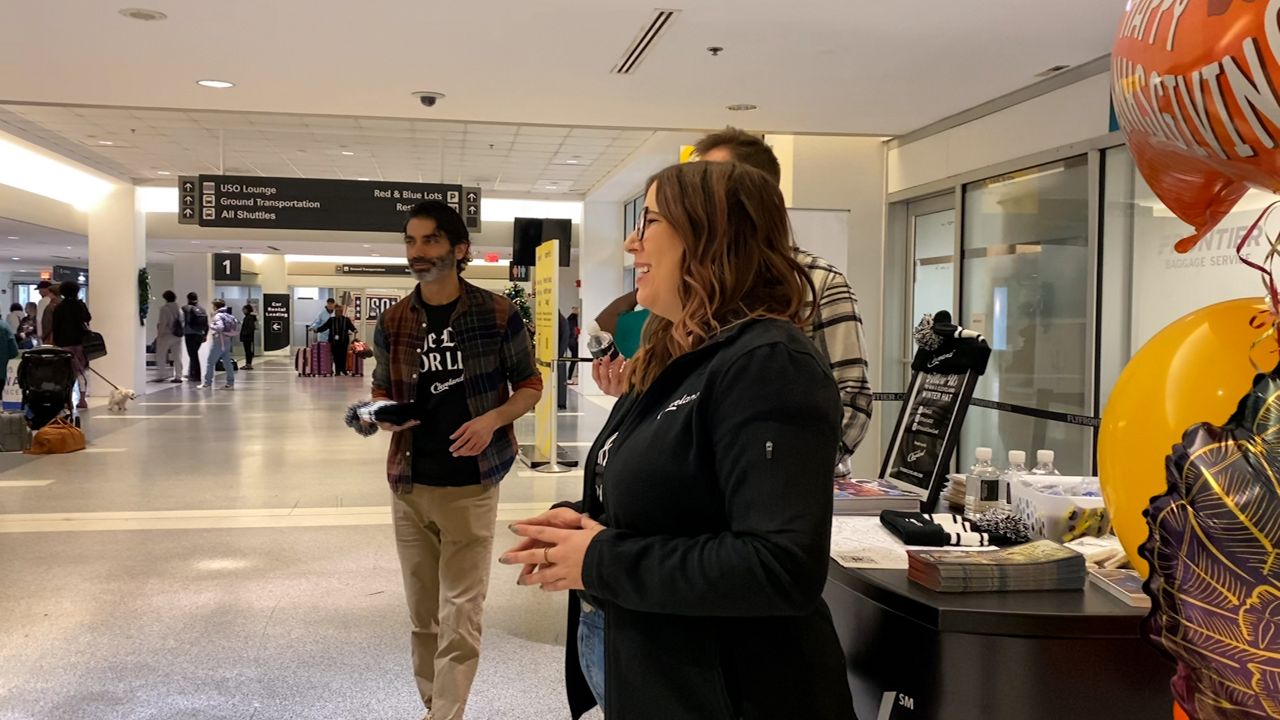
top-left (907, 540), bottom-right (1087, 592)
top-left (1088, 568), bottom-right (1150, 607)
top-left (833, 478), bottom-right (921, 515)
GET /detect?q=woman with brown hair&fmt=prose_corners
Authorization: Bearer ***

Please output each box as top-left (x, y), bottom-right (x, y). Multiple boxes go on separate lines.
top-left (501, 161), bottom-right (855, 720)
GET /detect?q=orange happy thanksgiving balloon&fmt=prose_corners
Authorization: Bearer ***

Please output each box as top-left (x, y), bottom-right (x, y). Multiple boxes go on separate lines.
top-left (1111, 0), bottom-right (1280, 252)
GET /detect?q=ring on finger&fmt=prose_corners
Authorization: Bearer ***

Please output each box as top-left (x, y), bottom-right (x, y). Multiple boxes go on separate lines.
top-left (543, 546), bottom-right (552, 565)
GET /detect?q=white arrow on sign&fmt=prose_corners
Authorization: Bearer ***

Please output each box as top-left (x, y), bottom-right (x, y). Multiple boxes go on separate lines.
top-left (182, 208), bottom-right (195, 218)
top-left (468, 205), bottom-right (478, 215)
top-left (183, 182), bottom-right (195, 192)
top-left (271, 321), bottom-right (282, 332)
top-left (466, 192), bottom-right (478, 202)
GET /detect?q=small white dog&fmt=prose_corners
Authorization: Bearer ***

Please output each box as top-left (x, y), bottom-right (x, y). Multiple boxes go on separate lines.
top-left (107, 388), bottom-right (137, 412)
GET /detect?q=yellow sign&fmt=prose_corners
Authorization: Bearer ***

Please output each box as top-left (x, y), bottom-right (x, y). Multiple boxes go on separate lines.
top-left (533, 240), bottom-right (559, 462)
top-left (680, 145), bottom-right (697, 163)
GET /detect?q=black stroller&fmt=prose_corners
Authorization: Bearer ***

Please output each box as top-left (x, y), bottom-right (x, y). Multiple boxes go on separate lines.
top-left (17, 348), bottom-right (79, 430)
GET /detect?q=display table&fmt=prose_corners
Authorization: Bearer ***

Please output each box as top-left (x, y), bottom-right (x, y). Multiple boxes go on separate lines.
top-left (824, 560), bottom-right (1174, 720)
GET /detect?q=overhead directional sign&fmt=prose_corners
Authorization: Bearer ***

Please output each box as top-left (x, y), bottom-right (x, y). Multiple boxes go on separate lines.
top-left (178, 176), bottom-right (199, 225)
top-left (463, 186), bottom-right (482, 232)
top-left (195, 175), bottom-right (469, 232)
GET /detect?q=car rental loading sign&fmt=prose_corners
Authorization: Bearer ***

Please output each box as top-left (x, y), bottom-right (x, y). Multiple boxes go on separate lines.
top-left (194, 175), bottom-right (467, 232)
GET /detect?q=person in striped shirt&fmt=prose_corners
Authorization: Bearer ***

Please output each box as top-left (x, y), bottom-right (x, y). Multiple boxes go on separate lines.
top-left (593, 127), bottom-right (873, 466)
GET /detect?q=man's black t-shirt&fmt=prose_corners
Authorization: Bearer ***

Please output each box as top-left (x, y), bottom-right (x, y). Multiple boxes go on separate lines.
top-left (412, 299), bottom-right (481, 486)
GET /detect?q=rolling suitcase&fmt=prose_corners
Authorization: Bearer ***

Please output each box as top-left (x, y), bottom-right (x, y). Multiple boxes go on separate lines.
top-left (347, 347), bottom-right (365, 377)
top-left (295, 343), bottom-right (312, 377)
top-left (0, 412), bottom-right (31, 452)
top-left (311, 340), bottom-right (333, 377)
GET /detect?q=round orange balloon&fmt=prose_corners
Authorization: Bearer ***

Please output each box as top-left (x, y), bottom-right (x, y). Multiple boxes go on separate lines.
top-left (1112, 1), bottom-right (1280, 252)
top-left (1098, 297), bottom-right (1276, 576)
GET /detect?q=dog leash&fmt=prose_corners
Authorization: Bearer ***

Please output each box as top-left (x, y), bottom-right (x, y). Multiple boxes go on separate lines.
top-left (86, 366), bottom-right (122, 392)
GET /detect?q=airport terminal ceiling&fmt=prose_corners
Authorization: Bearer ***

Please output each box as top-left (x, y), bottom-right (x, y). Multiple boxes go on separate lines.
top-left (0, 0), bottom-right (1123, 137)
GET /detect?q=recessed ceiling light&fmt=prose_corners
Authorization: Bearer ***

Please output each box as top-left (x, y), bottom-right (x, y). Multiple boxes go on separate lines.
top-left (191, 240), bottom-right (201, 244)
top-left (119, 7), bottom-right (167, 21)
top-left (726, 103), bottom-right (758, 112)
top-left (98, 140), bottom-right (114, 145)
top-left (564, 160), bottom-right (579, 165)
top-left (341, 151), bottom-right (355, 156)
top-left (6, 237), bottom-right (17, 240)
top-left (10, 258), bottom-right (19, 261)
top-left (156, 171), bottom-right (171, 175)
top-left (357, 177), bottom-right (369, 181)
top-left (197, 80), bottom-right (235, 89)
top-left (362, 244), bottom-right (371, 248)
top-left (66, 246), bottom-right (72, 249)
top-left (370, 253), bottom-right (381, 257)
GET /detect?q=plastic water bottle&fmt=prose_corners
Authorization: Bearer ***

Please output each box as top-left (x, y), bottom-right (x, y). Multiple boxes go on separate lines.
top-left (1001, 450), bottom-right (1028, 506)
top-left (586, 329), bottom-right (620, 360)
top-left (965, 447), bottom-right (1001, 515)
top-left (1030, 450), bottom-right (1061, 477)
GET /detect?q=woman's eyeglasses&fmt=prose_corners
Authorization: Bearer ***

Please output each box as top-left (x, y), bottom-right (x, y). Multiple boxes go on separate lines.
top-left (634, 206), bottom-right (650, 243)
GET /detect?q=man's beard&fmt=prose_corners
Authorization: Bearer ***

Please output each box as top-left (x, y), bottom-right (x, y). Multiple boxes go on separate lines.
top-left (411, 252), bottom-right (456, 283)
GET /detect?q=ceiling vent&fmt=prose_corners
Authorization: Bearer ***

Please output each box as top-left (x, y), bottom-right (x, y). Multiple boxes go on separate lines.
top-left (611, 9), bottom-right (680, 74)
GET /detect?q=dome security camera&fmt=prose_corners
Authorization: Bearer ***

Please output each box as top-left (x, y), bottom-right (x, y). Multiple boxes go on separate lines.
top-left (412, 91), bottom-right (446, 108)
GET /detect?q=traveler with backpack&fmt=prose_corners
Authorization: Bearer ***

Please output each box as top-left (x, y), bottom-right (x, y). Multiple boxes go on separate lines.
top-left (240, 304), bottom-right (258, 370)
top-left (201, 300), bottom-right (238, 390)
top-left (182, 292), bottom-right (209, 382)
top-left (154, 291), bottom-right (184, 383)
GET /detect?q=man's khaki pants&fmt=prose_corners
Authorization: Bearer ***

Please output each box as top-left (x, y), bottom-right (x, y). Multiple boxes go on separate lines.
top-left (392, 484), bottom-right (500, 720)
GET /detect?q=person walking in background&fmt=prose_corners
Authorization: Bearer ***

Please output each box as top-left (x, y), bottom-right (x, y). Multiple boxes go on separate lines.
top-left (182, 292), bottom-right (209, 383)
top-left (39, 284), bottom-right (60, 347)
top-left (6, 303), bottom-right (24, 334)
top-left (201, 299), bottom-right (238, 390)
top-left (566, 305), bottom-right (580, 385)
top-left (313, 304), bottom-right (356, 376)
top-left (0, 319), bottom-right (18, 381)
top-left (154, 291), bottom-right (184, 383)
top-left (52, 280), bottom-right (91, 409)
top-left (17, 302), bottom-right (37, 350)
top-left (240, 304), bottom-right (258, 370)
top-left (312, 297), bottom-right (336, 343)
top-left (35, 280), bottom-right (53, 346)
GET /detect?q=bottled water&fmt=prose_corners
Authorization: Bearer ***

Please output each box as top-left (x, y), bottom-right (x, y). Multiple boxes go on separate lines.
top-left (1001, 450), bottom-right (1028, 506)
top-left (1030, 450), bottom-right (1061, 477)
top-left (965, 447), bottom-right (1001, 515)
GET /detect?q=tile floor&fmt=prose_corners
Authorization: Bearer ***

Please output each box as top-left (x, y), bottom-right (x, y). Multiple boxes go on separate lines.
top-left (0, 361), bottom-right (608, 719)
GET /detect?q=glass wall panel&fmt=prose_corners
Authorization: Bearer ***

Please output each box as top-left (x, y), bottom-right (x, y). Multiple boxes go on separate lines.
top-left (959, 156), bottom-right (1092, 474)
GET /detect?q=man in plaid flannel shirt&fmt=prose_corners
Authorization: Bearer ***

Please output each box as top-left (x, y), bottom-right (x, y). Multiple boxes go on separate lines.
top-left (594, 128), bottom-right (874, 466)
top-left (371, 200), bottom-right (542, 720)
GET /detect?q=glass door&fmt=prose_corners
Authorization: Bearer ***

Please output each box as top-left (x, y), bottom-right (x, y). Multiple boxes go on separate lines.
top-left (905, 196), bottom-right (957, 387)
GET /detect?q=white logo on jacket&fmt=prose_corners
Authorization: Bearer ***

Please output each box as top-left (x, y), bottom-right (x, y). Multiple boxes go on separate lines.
top-left (657, 392), bottom-right (699, 420)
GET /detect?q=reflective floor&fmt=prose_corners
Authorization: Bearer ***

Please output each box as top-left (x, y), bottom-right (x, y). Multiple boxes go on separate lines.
top-left (0, 361), bottom-right (609, 719)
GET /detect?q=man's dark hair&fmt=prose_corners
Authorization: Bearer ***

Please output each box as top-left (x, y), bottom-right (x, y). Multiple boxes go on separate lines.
top-left (243, 304), bottom-right (254, 315)
top-left (403, 200), bottom-right (472, 273)
top-left (694, 127), bottom-right (782, 183)
top-left (9, 303), bottom-right (21, 313)
top-left (59, 281), bottom-right (80, 300)
top-left (326, 298), bottom-right (335, 305)
top-left (163, 290), bottom-right (177, 303)
top-left (187, 292), bottom-right (199, 304)
top-left (212, 299), bottom-right (226, 310)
